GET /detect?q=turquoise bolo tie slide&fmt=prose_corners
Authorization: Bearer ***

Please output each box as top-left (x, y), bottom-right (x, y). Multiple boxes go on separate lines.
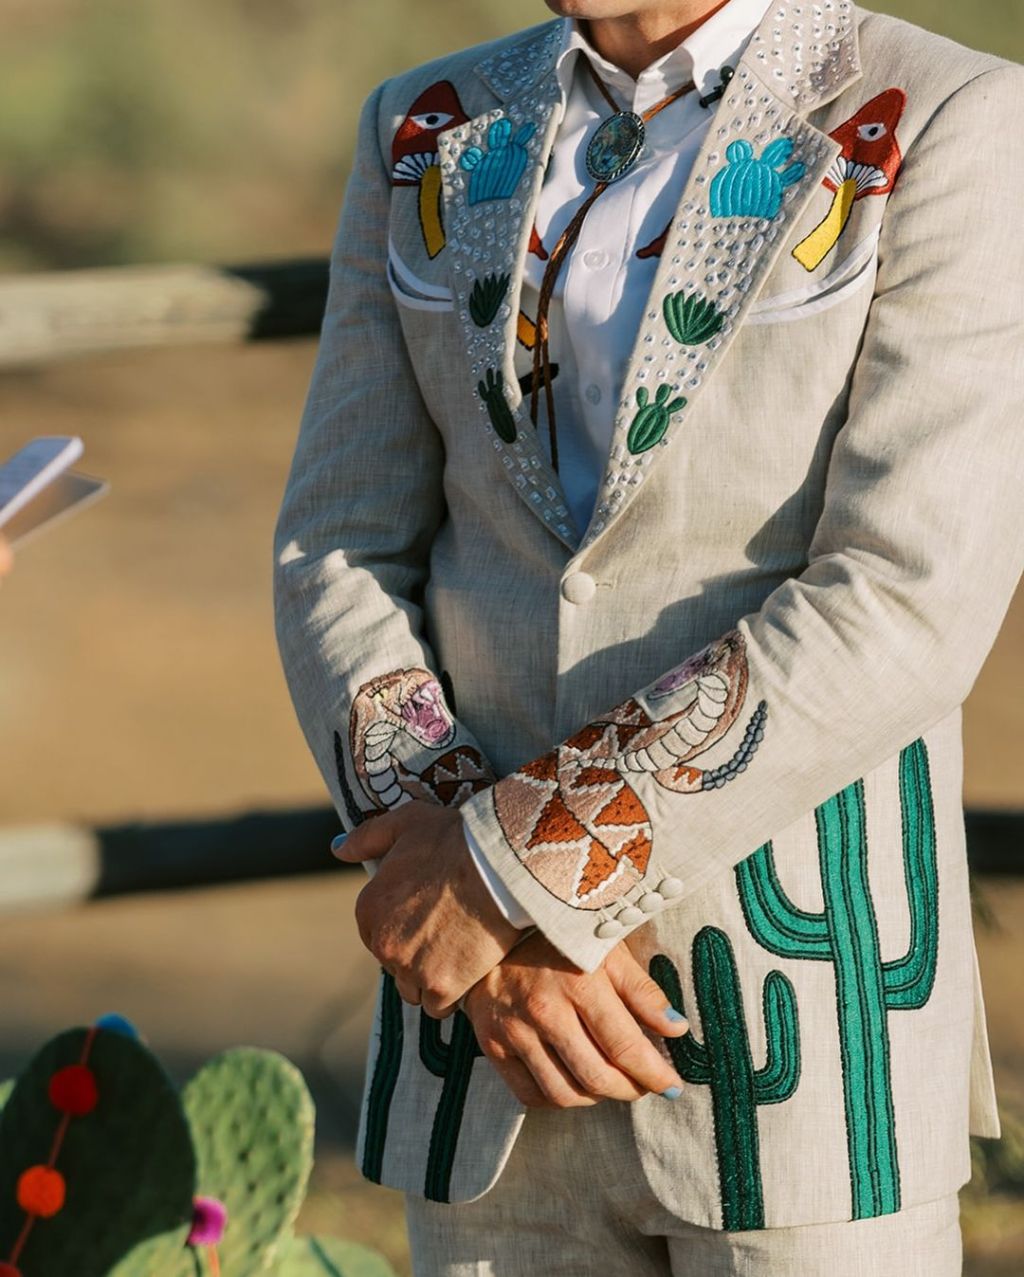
top-left (586, 111), bottom-right (646, 183)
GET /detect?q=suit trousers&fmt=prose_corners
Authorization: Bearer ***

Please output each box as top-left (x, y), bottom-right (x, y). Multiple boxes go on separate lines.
top-left (404, 1099), bottom-right (962, 1276)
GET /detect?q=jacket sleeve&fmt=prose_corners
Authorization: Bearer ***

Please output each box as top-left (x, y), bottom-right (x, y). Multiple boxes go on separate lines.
top-left (458, 65), bottom-right (1024, 971)
top-left (274, 82), bottom-right (495, 827)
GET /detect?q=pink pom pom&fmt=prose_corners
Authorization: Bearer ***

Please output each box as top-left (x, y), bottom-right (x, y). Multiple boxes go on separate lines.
top-left (188, 1196), bottom-right (228, 1246)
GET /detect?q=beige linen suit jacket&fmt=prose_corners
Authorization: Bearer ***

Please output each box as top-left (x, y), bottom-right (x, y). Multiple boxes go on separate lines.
top-left (274, 0), bottom-right (1024, 1232)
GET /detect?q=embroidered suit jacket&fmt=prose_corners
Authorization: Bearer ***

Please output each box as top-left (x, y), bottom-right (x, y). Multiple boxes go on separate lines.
top-left (274, 0), bottom-right (1024, 1231)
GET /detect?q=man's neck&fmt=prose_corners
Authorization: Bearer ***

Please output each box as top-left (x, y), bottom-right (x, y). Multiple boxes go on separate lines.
top-left (584, 0), bottom-right (732, 78)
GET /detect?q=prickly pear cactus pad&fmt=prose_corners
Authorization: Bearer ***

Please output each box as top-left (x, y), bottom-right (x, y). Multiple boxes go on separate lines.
top-left (171, 1048), bottom-right (316, 1276)
top-left (271, 1234), bottom-right (397, 1277)
top-left (0, 1083), bottom-right (11, 1114)
top-left (0, 1026), bottom-right (195, 1277)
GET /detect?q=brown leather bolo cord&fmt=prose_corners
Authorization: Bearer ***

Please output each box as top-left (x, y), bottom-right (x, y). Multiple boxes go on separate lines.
top-left (530, 60), bottom-right (696, 471)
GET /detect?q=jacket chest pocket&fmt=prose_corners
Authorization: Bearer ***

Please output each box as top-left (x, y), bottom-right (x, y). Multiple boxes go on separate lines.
top-left (748, 225), bottom-right (880, 326)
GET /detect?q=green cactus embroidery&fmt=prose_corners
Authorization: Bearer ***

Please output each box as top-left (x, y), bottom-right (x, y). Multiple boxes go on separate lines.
top-left (477, 368), bottom-right (517, 443)
top-left (360, 972), bottom-right (404, 1186)
top-left (735, 738), bottom-right (938, 1220)
top-left (627, 384), bottom-right (687, 454)
top-left (663, 290), bottom-right (725, 345)
top-left (469, 273), bottom-right (510, 327)
top-left (651, 929), bottom-right (800, 1231)
top-left (418, 1011), bottom-right (484, 1203)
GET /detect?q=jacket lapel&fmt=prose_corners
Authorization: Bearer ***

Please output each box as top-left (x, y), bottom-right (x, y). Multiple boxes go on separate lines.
top-left (581, 0), bottom-right (863, 549)
top-left (438, 22), bottom-right (582, 551)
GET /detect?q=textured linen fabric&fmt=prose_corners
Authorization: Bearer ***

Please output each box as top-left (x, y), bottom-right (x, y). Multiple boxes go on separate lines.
top-left (274, 0), bottom-right (1021, 1229)
top-left (405, 1101), bottom-right (962, 1275)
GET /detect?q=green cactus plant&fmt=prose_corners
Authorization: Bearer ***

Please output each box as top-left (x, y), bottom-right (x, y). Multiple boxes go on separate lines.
top-left (477, 368), bottom-right (517, 443)
top-left (0, 1080), bottom-right (12, 1112)
top-left (468, 273), bottom-right (510, 328)
top-left (418, 1012), bottom-right (484, 1203)
top-left (163, 1048), bottom-right (315, 1277)
top-left (626, 384), bottom-right (687, 454)
top-left (651, 928), bottom-right (800, 1230)
top-left (270, 1234), bottom-right (397, 1276)
top-left (735, 738), bottom-right (938, 1220)
top-left (0, 1026), bottom-right (195, 1277)
top-left (663, 290), bottom-right (725, 345)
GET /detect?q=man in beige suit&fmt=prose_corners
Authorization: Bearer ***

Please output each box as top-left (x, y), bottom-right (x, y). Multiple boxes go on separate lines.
top-left (274, 0), bottom-right (1023, 1270)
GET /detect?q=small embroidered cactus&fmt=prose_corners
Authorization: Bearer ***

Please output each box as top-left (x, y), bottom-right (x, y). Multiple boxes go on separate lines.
top-left (469, 273), bottom-right (510, 327)
top-left (663, 290), bottom-right (725, 345)
top-left (627, 384), bottom-right (686, 454)
top-left (477, 368), bottom-right (517, 443)
top-left (459, 118), bottom-right (537, 205)
top-left (709, 138), bottom-right (806, 220)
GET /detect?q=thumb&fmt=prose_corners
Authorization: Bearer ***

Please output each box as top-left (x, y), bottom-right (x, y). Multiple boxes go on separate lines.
top-left (332, 812), bottom-right (401, 863)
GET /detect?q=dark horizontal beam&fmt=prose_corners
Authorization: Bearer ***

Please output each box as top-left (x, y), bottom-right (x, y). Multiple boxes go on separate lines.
top-left (0, 258), bottom-right (330, 368)
top-left (0, 806), bottom-right (1019, 916)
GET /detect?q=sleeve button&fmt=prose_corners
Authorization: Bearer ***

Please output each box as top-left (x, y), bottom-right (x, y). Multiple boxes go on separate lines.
top-left (616, 906), bottom-right (645, 925)
top-left (638, 893), bottom-right (662, 913)
top-left (595, 919), bottom-right (623, 939)
top-left (657, 877), bottom-right (684, 899)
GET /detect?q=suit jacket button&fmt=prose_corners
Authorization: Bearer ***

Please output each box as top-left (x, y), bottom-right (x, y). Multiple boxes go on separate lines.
top-left (562, 572), bottom-right (596, 604)
top-left (657, 877), bottom-right (684, 899)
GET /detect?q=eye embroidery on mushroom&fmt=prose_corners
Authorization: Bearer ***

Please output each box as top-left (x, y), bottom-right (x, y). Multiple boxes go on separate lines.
top-left (392, 81), bottom-right (470, 258)
top-left (792, 88), bottom-right (907, 271)
top-left (345, 668), bottom-right (494, 813)
top-left (493, 631), bottom-right (768, 910)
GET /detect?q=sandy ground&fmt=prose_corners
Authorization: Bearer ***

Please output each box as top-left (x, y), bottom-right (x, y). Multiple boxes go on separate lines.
top-left (0, 343), bottom-right (1021, 1273)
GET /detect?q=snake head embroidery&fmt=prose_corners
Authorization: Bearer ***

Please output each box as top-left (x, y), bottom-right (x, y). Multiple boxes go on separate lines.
top-left (627, 384), bottom-right (687, 454)
top-left (709, 138), bottom-right (806, 220)
top-left (459, 118), bottom-right (537, 205)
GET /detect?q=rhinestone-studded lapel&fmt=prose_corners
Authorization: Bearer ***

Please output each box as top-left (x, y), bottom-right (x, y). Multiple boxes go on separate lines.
top-left (438, 22), bottom-right (581, 551)
top-left (581, 0), bottom-right (863, 549)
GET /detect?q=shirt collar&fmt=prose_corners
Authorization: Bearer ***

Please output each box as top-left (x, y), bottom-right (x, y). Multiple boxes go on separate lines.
top-left (555, 0), bottom-right (773, 111)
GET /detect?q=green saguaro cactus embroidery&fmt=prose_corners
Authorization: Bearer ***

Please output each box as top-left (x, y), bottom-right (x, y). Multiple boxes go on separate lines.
top-left (627, 384), bottom-right (687, 454)
top-left (735, 738), bottom-right (938, 1220)
top-left (477, 368), bottom-right (517, 443)
top-left (650, 927), bottom-right (800, 1231)
top-left (418, 1012), bottom-right (484, 1203)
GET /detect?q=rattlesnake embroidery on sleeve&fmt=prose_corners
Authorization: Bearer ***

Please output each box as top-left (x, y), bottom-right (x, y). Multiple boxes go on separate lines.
top-left (494, 630), bottom-right (768, 908)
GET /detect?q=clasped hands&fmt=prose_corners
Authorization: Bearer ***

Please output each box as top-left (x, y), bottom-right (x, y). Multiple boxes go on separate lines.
top-left (336, 801), bottom-right (688, 1108)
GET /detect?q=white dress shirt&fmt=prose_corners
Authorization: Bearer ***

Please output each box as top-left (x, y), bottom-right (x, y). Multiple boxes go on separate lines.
top-left (466, 0), bottom-right (773, 928)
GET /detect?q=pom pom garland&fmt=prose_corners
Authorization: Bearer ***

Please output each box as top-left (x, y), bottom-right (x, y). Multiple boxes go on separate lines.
top-left (188, 1196), bottom-right (228, 1246)
top-left (48, 1064), bottom-right (99, 1117)
top-left (16, 1166), bottom-right (66, 1218)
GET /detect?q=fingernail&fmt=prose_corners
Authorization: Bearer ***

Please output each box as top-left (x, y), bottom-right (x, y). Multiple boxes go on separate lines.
top-left (330, 833), bottom-right (348, 854)
top-left (661, 1086), bottom-right (683, 1100)
top-left (664, 1007), bottom-right (687, 1025)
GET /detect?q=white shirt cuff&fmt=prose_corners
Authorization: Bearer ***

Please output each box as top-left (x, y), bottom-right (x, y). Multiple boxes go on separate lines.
top-left (462, 820), bottom-right (535, 929)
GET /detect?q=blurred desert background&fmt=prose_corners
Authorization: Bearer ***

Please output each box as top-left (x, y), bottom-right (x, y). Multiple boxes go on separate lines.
top-left (0, 2), bottom-right (1021, 1273)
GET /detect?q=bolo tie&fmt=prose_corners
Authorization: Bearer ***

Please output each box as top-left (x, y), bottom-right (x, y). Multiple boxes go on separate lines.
top-left (529, 58), bottom-right (697, 472)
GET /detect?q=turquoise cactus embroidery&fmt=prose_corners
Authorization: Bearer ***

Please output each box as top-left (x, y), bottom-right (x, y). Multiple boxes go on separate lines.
top-left (459, 118), bottom-right (537, 205)
top-left (663, 290), bottom-right (726, 345)
top-left (468, 272), bottom-right (510, 327)
top-left (419, 1012), bottom-right (484, 1202)
top-left (478, 368), bottom-right (517, 443)
top-left (735, 739), bottom-right (938, 1220)
top-left (627, 384), bottom-right (687, 454)
top-left (651, 929), bottom-right (800, 1232)
top-left (709, 138), bottom-right (806, 219)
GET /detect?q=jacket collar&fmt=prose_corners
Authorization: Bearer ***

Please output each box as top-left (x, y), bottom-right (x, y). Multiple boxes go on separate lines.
top-left (439, 2), bottom-right (862, 553)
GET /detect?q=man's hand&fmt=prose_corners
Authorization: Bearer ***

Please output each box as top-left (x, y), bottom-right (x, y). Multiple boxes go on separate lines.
top-left (463, 932), bottom-right (689, 1109)
top-left (335, 801), bottom-right (523, 1018)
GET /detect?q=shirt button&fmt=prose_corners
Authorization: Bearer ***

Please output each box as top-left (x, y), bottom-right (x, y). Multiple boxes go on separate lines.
top-left (582, 249), bottom-right (610, 270)
top-left (562, 572), bottom-right (597, 604)
top-left (585, 383), bottom-right (602, 405)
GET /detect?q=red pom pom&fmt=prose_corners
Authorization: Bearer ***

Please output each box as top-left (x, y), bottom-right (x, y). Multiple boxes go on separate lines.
top-left (48, 1064), bottom-right (99, 1117)
top-left (16, 1166), bottom-right (66, 1218)
top-left (0, 1263), bottom-right (24, 1276)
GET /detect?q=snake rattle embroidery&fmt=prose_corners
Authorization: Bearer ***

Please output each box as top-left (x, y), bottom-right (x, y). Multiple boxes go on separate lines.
top-left (494, 631), bottom-right (768, 909)
top-left (392, 81), bottom-right (470, 258)
top-left (792, 88), bottom-right (906, 271)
